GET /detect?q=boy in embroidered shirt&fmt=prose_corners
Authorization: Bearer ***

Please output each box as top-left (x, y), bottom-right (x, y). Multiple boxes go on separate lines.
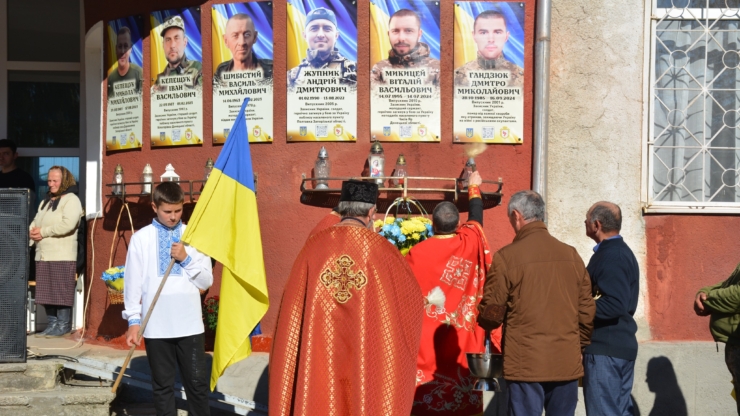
top-left (122, 182), bottom-right (213, 416)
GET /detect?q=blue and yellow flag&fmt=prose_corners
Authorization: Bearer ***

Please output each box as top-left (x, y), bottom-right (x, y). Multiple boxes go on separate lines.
top-left (181, 98), bottom-right (269, 390)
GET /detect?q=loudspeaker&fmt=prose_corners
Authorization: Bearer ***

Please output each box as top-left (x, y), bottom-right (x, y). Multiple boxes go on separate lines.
top-left (0, 189), bottom-right (30, 363)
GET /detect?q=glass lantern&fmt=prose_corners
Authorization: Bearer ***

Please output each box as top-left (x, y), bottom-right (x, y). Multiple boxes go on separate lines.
top-left (141, 164), bottom-right (153, 194)
top-left (160, 164), bottom-right (180, 182)
top-left (204, 158), bottom-right (214, 181)
top-left (112, 164), bottom-right (124, 195)
top-left (391, 154), bottom-right (407, 188)
top-left (368, 141), bottom-right (385, 186)
top-left (314, 147), bottom-right (331, 189)
top-left (461, 157), bottom-right (476, 189)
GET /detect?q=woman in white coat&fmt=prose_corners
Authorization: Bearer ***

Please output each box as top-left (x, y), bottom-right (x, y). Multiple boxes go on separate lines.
top-left (30, 166), bottom-right (82, 338)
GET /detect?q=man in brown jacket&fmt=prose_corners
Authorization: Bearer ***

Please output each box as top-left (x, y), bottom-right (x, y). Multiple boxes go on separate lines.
top-left (478, 190), bottom-right (595, 415)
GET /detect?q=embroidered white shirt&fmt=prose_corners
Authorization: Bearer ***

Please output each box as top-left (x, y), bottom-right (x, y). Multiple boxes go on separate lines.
top-left (122, 221), bottom-right (213, 339)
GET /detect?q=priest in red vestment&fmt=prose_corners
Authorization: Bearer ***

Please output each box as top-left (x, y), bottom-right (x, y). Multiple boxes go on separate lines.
top-left (270, 180), bottom-right (423, 416)
top-left (405, 171), bottom-right (501, 416)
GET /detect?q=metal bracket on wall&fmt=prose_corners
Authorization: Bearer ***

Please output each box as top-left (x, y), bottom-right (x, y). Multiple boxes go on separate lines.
top-left (299, 175), bottom-right (504, 213)
top-left (105, 172), bottom-right (259, 203)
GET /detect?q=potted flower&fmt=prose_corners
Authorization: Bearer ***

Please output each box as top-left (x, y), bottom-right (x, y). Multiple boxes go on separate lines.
top-left (202, 296), bottom-right (219, 351)
top-left (203, 296), bottom-right (219, 331)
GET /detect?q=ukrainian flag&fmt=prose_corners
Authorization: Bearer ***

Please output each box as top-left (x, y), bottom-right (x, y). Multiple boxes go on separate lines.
top-left (181, 98), bottom-right (269, 390)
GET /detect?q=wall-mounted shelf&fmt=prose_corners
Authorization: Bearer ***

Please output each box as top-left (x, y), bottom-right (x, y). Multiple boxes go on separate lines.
top-left (105, 180), bottom-right (206, 203)
top-left (105, 174), bottom-right (258, 203)
top-left (300, 175), bottom-right (504, 213)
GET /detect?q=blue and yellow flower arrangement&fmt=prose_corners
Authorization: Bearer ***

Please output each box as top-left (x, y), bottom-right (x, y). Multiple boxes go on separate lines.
top-left (374, 216), bottom-right (434, 256)
top-left (101, 266), bottom-right (125, 292)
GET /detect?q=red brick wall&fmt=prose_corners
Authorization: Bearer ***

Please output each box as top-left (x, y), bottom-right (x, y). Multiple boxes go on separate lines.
top-left (646, 215), bottom-right (740, 340)
top-left (82, 0), bottom-right (537, 349)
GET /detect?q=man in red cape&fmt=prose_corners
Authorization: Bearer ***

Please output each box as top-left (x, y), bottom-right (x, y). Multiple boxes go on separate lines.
top-left (405, 171), bottom-right (501, 416)
top-left (270, 180), bottom-right (423, 416)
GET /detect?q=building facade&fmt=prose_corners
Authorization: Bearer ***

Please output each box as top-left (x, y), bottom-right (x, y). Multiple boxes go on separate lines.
top-left (1, 0), bottom-right (737, 413)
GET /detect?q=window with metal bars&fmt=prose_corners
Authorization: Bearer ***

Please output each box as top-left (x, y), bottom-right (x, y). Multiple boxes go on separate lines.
top-left (648, 0), bottom-right (740, 212)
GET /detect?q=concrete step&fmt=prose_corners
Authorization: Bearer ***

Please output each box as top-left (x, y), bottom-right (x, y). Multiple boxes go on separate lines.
top-left (0, 384), bottom-right (115, 416)
top-left (0, 362), bottom-right (60, 393)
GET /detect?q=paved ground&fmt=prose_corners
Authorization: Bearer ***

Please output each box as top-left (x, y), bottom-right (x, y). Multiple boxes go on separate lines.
top-left (26, 334), bottom-right (268, 415)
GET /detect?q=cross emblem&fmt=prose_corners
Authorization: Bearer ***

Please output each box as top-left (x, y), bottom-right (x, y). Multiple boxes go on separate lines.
top-left (320, 255), bottom-right (368, 304)
top-left (440, 256), bottom-right (473, 291)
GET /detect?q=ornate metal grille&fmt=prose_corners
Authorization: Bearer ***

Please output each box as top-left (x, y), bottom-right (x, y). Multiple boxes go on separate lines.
top-left (650, 0), bottom-right (740, 210)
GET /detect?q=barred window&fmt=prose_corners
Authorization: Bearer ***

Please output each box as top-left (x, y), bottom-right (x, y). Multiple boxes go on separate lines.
top-left (648, 0), bottom-right (740, 212)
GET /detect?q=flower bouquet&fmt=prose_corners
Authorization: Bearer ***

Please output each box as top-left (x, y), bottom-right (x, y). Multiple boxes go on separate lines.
top-left (374, 216), bottom-right (434, 256)
top-left (101, 266), bottom-right (125, 304)
top-left (202, 296), bottom-right (219, 331)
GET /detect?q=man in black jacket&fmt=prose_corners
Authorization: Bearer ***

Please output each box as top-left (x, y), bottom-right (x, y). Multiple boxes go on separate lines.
top-left (0, 139), bottom-right (35, 191)
top-left (582, 201), bottom-right (640, 415)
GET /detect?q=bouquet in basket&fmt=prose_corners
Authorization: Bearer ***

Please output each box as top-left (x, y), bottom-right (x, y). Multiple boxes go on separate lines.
top-left (374, 216), bottom-right (434, 256)
top-left (101, 266), bottom-right (125, 291)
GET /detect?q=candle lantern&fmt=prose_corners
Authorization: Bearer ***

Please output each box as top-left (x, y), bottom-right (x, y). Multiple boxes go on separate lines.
top-left (160, 164), bottom-right (180, 182)
top-left (314, 147), bottom-right (331, 189)
top-left (461, 157), bottom-right (476, 189)
top-left (112, 164), bottom-right (124, 195)
top-left (204, 158), bottom-right (214, 181)
top-left (141, 164), bottom-right (153, 194)
top-left (368, 141), bottom-right (385, 186)
top-left (391, 154), bottom-right (407, 188)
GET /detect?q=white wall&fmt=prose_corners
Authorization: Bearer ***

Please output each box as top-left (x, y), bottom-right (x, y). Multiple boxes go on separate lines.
top-left (546, 0), bottom-right (650, 340)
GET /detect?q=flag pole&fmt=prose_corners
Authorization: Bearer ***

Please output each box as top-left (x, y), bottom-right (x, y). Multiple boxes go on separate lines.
top-left (111, 258), bottom-right (177, 392)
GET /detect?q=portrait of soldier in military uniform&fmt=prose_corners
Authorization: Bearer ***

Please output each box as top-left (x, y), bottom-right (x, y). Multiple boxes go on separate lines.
top-left (454, 10), bottom-right (523, 87)
top-left (107, 26), bottom-right (143, 98)
top-left (213, 13), bottom-right (273, 85)
top-left (153, 15), bottom-right (203, 90)
top-left (370, 9), bottom-right (440, 86)
top-left (287, 7), bottom-right (357, 88)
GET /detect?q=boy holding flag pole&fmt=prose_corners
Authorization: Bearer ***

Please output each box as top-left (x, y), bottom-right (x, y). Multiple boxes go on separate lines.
top-left (115, 99), bottom-right (268, 414)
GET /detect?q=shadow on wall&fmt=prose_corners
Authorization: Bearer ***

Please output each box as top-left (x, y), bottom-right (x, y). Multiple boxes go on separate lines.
top-left (645, 356), bottom-right (687, 416)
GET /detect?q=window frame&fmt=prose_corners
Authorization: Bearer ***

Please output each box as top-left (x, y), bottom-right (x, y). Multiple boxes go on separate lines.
top-left (643, 2), bottom-right (740, 214)
top-left (0, 0), bottom-right (98, 216)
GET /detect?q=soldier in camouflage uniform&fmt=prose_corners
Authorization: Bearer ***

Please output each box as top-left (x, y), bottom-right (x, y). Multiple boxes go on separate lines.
top-left (153, 16), bottom-right (203, 91)
top-left (287, 8), bottom-right (356, 88)
top-left (213, 13), bottom-right (273, 85)
top-left (370, 9), bottom-right (440, 87)
top-left (107, 26), bottom-right (143, 98)
top-left (454, 10), bottom-right (523, 87)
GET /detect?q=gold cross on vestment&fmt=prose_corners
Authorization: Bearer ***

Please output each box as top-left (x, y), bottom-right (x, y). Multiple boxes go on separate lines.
top-left (320, 255), bottom-right (368, 304)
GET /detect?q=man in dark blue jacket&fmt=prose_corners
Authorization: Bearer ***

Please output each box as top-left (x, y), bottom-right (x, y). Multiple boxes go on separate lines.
top-left (582, 201), bottom-right (639, 416)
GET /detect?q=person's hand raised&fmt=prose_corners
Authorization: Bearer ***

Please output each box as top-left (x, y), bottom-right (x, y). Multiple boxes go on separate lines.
top-left (469, 171), bottom-right (483, 187)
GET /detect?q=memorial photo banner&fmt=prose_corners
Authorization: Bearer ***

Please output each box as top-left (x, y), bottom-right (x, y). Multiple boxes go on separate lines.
top-left (286, 0), bottom-right (357, 142)
top-left (370, 0), bottom-right (441, 142)
top-left (105, 15), bottom-right (144, 152)
top-left (150, 7), bottom-right (204, 147)
top-left (453, 2), bottom-right (525, 144)
top-left (212, 2), bottom-right (274, 144)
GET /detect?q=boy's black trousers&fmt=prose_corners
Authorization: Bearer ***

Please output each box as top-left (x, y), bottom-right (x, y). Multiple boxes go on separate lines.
top-left (145, 332), bottom-right (211, 416)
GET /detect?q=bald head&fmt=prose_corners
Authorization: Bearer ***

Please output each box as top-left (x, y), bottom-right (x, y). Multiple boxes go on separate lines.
top-left (587, 201), bottom-right (621, 233)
